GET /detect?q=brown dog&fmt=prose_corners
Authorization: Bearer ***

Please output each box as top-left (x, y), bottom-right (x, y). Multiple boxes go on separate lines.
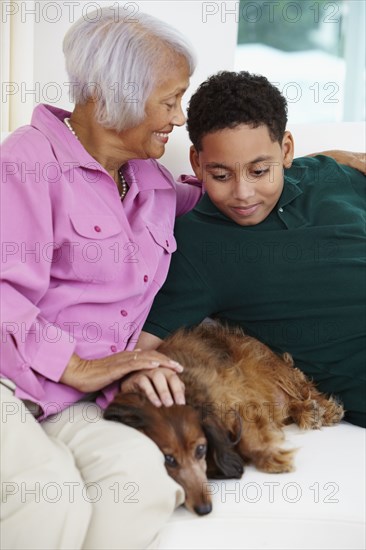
top-left (104, 323), bottom-right (344, 513)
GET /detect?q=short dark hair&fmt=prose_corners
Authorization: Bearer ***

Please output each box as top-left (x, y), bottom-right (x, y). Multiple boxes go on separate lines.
top-left (187, 71), bottom-right (288, 151)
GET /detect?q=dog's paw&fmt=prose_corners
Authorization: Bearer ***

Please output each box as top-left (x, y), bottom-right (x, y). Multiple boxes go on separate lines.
top-left (320, 397), bottom-right (344, 426)
top-left (255, 448), bottom-right (296, 473)
top-left (293, 397), bottom-right (344, 429)
top-left (291, 399), bottom-right (327, 430)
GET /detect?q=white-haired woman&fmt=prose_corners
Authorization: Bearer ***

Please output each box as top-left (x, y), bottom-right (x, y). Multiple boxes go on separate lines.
top-left (0, 7), bottom-right (197, 549)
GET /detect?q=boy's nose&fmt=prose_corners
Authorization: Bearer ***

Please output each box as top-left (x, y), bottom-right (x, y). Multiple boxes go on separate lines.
top-left (232, 180), bottom-right (256, 200)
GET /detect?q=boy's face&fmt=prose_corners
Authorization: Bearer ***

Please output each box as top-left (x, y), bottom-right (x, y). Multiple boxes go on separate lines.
top-left (190, 124), bottom-right (294, 226)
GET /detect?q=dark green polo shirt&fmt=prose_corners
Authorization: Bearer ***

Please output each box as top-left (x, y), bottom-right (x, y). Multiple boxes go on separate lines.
top-left (144, 156), bottom-right (366, 427)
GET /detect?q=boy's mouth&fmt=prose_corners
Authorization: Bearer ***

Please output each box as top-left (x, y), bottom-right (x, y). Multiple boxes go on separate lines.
top-left (230, 203), bottom-right (261, 216)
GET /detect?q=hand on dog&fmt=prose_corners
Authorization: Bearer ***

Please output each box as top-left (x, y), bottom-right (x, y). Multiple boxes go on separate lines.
top-left (60, 351), bottom-right (183, 393)
top-left (120, 367), bottom-right (186, 407)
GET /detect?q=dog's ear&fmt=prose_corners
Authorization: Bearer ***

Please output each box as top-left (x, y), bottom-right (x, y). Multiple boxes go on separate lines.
top-left (202, 415), bottom-right (244, 479)
top-left (103, 392), bottom-right (151, 430)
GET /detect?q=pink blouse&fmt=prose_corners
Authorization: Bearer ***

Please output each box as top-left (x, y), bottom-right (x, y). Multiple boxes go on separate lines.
top-left (0, 104), bottom-right (201, 418)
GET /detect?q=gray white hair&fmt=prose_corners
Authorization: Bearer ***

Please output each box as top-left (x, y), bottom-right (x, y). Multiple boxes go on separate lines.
top-left (63, 5), bottom-right (196, 131)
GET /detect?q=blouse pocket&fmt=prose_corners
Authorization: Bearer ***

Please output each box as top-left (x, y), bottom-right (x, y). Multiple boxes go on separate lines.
top-left (67, 213), bottom-right (123, 282)
top-left (146, 224), bottom-right (177, 254)
top-left (146, 224), bottom-right (177, 286)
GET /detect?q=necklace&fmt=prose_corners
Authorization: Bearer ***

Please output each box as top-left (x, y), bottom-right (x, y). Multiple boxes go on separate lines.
top-left (64, 117), bottom-right (129, 200)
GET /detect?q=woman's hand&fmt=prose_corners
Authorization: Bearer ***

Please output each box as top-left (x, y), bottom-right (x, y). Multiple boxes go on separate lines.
top-left (60, 350), bottom-right (183, 394)
top-left (309, 150), bottom-right (366, 174)
top-left (120, 367), bottom-right (186, 407)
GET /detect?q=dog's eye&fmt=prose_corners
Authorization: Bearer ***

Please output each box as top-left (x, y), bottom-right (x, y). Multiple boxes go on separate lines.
top-left (164, 454), bottom-right (178, 467)
top-left (195, 444), bottom-right (207, 459)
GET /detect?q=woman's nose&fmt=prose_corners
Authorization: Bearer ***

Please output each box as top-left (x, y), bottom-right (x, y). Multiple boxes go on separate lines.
top-left (171, 103), bottom-right (186, 126)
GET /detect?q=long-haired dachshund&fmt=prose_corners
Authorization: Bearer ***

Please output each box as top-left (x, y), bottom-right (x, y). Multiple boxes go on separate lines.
top-left (104, 323), bottom-right (344, 515)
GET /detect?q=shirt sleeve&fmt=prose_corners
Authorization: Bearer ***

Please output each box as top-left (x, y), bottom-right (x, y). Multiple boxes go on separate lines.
top-left (143, 241), bottom-right (217, 339)
top-left (0, 145), bottom-right (76, 401)
top-left (155, 161), bottom-right (203, 216)
top-left (175, 181), bottom-right (202, 217)
top-left (336, 160), bottom-right (366, 198)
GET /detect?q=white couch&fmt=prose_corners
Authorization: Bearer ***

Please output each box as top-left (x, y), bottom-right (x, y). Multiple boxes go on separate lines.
top-left (158, 123), bottom-right (366, 550)
top-left (159, 423), bottom-right (365, 550)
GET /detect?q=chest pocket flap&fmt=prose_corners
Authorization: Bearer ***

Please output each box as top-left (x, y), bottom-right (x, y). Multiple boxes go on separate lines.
top-left (147, 224), bottom-right (177, 254)
top-left (69, 214), bottom-right (122, 239)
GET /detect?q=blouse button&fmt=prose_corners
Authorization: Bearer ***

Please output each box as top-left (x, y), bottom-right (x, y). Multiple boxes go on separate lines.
top-left (110, 345), bottom-right (117, 353)
top-left (165, 240), bottom-right (169, 247)
top-left (94, 225), bottom-right (101, 232)
top-left (278, 207), bottom-right (283, 213)
top-left (120, 310), bottom-right (128, 317)
top-left (143, 275), bottom-right (149, 282)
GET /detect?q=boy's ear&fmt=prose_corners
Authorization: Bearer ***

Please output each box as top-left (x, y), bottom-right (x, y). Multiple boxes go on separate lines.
top-left (189, 145), bottom-right (203, 180)
top-left (282, 131), bottom-right (295, 169)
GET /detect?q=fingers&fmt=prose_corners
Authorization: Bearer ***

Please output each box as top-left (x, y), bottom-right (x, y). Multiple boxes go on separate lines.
top-left (122, 350), bottom-right (183, 375)
top-left (147, 369), bottom-right (185, 407)
top-left (121, 374), bottom-right (163, 407)
top-left (120, 368), bottom-right (186, 407)
top-left (352, 154), bottom-right (366, 175)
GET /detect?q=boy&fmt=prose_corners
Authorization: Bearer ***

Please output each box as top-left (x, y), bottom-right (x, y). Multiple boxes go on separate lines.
top-left (132, 71), bottom-right (366, 427)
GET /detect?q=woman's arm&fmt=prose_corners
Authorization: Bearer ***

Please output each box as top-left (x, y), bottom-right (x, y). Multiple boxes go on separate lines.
top-left (307, 150), bottom-right (365, 174)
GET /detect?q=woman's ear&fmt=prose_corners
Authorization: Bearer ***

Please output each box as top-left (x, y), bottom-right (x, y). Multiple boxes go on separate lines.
top-left (189, 145), bottom-right (203, 180)
top-left (282, 131), bottom-right (295, 169)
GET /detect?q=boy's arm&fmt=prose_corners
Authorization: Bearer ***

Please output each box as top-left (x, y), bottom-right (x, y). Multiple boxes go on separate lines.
top-left (135, 331), bottom-right (162, 351)
top-left (307, 150), bottom-right (365, 175)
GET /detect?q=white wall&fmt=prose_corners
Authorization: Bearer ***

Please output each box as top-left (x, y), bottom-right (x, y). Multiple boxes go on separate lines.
top-left (2, 1), bottom-right (364, 176)
top-left (1, 0), bottom-right (239, 174)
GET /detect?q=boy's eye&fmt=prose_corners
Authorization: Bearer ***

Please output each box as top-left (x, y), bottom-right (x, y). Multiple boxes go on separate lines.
top-left (251, 168), bottom-right (269, 177)
top-left (211, 173), bottom-right (230, 181)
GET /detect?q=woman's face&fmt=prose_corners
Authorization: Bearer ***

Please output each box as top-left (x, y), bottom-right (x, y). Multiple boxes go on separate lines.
top-left (120, 56), bottom-right (190, 160)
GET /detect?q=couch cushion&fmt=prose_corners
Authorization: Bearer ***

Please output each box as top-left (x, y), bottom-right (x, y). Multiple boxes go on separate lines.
top-left (159, 422), bottom-right (365, 549)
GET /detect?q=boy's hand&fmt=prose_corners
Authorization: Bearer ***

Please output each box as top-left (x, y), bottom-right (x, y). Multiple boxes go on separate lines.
top-left (120, 367), bottom-right (186, 407)
top-left (309, 150), bottom-right (366, 175)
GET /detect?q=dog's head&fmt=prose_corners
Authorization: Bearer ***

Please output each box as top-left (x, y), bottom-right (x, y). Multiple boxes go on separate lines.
top-left (104, 392), bottom-right (243, 515)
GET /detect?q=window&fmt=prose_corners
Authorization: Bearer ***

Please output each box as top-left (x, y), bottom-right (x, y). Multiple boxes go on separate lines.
top-left (236, 0), bottom-right (365, 123)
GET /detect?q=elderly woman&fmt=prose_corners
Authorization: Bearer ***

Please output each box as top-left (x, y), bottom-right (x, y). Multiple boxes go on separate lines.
top-left (0, 7), bottom-right (199, 550)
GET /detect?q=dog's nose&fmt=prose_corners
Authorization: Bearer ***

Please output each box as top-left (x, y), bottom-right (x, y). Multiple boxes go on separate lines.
top-left (194, 503), bottom-right (212, 516)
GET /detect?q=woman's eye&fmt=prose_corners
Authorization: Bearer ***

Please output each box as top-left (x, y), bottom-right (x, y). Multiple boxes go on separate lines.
top-left (165, 103), bottom-right (175, 110)
top-left (164, 454), bottom-right (178, 467)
